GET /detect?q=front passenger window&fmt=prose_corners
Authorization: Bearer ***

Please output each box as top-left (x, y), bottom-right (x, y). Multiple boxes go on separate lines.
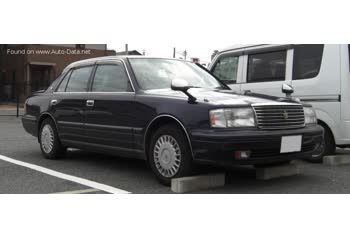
top-left (92, 64), bottom-right (132, 92)
top-left (211, 55), bottom-right (239, 83)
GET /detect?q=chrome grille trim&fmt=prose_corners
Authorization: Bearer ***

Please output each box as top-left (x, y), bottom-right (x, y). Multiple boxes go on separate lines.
top-left (252, 104), bottom-right (305, 130)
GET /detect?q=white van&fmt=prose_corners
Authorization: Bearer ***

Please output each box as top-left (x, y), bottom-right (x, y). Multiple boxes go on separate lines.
top-left (209, 44), bottom-right (350, 161)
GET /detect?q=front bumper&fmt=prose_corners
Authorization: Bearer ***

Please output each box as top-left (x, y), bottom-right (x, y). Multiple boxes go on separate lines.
top-left (190, 125), bottom-right (323, 166)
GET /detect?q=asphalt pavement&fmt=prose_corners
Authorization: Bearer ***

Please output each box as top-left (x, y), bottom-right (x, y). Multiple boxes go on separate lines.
top-left (1, 116), bottom-right (350, 194)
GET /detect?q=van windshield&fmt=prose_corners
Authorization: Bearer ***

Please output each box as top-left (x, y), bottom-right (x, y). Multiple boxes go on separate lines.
top-left (129, 58), bottom-right (222, 90)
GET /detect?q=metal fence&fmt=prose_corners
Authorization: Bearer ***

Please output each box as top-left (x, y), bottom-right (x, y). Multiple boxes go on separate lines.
top-left (0, 82), bottom-right (26, 117)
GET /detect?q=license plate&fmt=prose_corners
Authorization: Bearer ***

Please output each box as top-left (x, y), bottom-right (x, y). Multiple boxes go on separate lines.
top-left (280, 135), bottom-right (302, 153)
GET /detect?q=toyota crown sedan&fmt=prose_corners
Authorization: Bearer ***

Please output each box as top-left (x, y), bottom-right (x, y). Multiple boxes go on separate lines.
top-left (22, 56), bottom-right (323, 185)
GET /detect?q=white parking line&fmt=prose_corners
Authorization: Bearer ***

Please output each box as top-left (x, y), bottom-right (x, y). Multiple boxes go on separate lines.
top-left (50, 188), bottom-right (101, 194)
top-left (0, 154), bottom-right (130, 194)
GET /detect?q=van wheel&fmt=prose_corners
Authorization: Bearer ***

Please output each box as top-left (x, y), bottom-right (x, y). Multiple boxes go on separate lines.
top-left (148, 124), bottom-right (193, 186)
top-left (39, 118), bottom-right (66, 159)
top-left (304, 125), bottom-right (335, 163)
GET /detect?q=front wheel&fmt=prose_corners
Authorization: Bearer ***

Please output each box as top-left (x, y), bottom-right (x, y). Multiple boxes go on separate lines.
top-left (304, 125), bottom-right (335, 163)
top-left (148, 124), bottom-right (193, 186)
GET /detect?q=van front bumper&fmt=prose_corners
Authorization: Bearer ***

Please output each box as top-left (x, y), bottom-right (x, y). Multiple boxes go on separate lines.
top-left (190, 125), bottom-right (323, 166)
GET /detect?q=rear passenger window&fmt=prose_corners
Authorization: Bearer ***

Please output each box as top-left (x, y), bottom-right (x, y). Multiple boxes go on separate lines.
top-left (211, 55), bottom-right (239, 83)
top-left (247, 51), bottom-right (286, 83)
top-left (56, 71), bottom-right (71, 92)
top-left (92, 64), bottom-right (132, 92)
top-left (65, 66), bottom-right (93, 92)
top-left (293, 44), bottom-right (324, 80)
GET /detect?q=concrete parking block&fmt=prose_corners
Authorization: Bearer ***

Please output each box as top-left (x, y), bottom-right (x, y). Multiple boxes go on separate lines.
top-left (171, 173), bottom-right (225, 193)
top-left (255, 163), bottom-right (301, 180)
top-left (323, 155), bottom-right (350, 166)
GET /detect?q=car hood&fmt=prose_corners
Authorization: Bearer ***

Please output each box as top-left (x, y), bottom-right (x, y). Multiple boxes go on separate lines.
top-left (143, 88), bottom-right (300, 106)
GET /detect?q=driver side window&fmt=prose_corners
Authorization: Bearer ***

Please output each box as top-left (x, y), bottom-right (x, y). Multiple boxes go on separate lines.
top-left (212, 55), bottom-right (239, 84)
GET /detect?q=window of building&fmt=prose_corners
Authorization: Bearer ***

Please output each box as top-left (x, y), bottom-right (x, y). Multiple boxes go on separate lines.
top-left (1, 71), bottom-right (6, 84)
top-left (247, 51), bottom-right (286, 83)
top-left (56, 71), bottom-right (72, 92)
top-left (76, 44), bottom-right (86, 49)
top-left (211, 55), bottom-right (239, 83)
top-left (92, 64), bottom-right (132, 92)
top-left (293, 44), bottom-right (324, 80)
top-left (65, 66), bottom-right (93, 92)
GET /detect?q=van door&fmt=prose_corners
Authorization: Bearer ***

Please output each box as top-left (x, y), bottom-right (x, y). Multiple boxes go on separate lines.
top-left (290, 45), bottom-right (340, 101)
top-left (240, 49), bottom-right (292, 97)
top-left (210, 54), bottom-right (243, 93)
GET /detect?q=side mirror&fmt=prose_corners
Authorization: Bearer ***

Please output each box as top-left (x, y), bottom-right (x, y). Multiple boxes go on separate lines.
top-left (171, 79), bottom-right (197, 103)
top-left (282, 83), bottom-right (294, 98)
top-left (171, 78), bottom-right (190, 91)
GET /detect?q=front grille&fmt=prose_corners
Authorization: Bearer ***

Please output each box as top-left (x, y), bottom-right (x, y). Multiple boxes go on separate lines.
top-left (253, 104), bottom-right (305, 130)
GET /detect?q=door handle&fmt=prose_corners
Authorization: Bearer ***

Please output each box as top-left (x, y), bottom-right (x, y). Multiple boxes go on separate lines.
top-left (86, 100), bottom-right (94, 107)
top-left (51, 99), bottom-right (58, 105)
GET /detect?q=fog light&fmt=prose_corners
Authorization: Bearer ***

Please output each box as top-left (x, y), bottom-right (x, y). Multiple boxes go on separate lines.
top-left (234, 150), bottom-right (251, 159)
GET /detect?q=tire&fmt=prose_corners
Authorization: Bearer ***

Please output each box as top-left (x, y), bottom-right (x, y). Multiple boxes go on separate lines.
top-left (304, 125), bottom-right (335, 163)
top-left (148, 123), bottom-right (193, 186)
top-left (39, 118), bottom-right (66, 159)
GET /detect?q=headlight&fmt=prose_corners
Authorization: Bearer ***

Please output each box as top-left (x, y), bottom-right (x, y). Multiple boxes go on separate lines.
top-left (303, 107), bottom-right (317, 125)
top-left (209, 108), bottom-right (256, 128)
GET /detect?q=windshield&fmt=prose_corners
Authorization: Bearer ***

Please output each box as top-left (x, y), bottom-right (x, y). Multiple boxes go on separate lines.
top-left (129, 58), bottom-right (222, 90)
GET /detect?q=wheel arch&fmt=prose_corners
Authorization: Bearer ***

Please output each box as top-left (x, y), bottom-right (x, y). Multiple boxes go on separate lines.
top-left (317, 119), bottom-right (335, 146)
top-left (37, 112), bottom-right (58, 141)
top-left (144, 114), bottom-right (193, 160)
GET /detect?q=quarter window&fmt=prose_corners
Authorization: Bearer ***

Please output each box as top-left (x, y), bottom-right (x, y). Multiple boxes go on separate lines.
top-left (65, 66), bottom-right (93, 92)
top-left (212, 55), bottom-right (239, 83)
top-left (247, 51), bottom-right (286, 83)
top-left (56, 71), bottom-right (71, 92)
top-left (293, 44), bottom-right (324, 80)
top-left (92, 64), bottom-right (132, 92)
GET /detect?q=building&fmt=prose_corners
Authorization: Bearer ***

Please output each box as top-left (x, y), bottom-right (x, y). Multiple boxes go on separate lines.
top-left (115, 50), bottom-right (142, 56)
top-left (0, 44), bottom-right (116, 104)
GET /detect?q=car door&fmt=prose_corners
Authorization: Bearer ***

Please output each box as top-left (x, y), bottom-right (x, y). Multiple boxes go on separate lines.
top-left (51, 65), bottom-right (94, 143)
top-left (239, 48), bottom-right (292, 97)
top-left (84, 60), bottom-right (136, 154)
top-left (210, 54), bottom-right (243, 93)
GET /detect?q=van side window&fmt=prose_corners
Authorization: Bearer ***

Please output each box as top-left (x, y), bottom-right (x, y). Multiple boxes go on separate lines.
top-left (293, 44), bottom-right (324, 80)
top-left (92, 64), bottom-right (132, 92)
top-left (247, 51), bottom-right (286, 83)
top-left (65, 66), bottom-right (93, 92)
top-left (211, 55), bottom-right (239, 83)
top-left (348, 44), bottom-right (350, 71)
top-left (56, 71), bottom-right (72, 92)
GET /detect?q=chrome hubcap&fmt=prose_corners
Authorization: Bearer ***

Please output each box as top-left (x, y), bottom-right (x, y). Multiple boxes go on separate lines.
top-left (41, 125), bottom-right (54, 153)
top-left (153, 135), bottom-right (181, 178)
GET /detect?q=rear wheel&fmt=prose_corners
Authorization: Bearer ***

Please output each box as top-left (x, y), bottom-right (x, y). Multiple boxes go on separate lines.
top-left (148, 124), bottom-right (193, 186)
top-left (39, 118), bottom-right (66, 159)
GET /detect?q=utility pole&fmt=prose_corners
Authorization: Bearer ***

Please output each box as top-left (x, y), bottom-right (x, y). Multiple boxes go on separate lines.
top-left (125, 44), bottom-right (128, 55)
top-left (173, 47), bottom-right (176, 58)
top-left (183, 50), bottom-right (187, 60)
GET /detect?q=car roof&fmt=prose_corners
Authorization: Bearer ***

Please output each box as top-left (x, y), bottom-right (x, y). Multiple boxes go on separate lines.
top-left (67, 56), bottom-right (192, 69)
top-left (219, 44), bottom-right (289, 53)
